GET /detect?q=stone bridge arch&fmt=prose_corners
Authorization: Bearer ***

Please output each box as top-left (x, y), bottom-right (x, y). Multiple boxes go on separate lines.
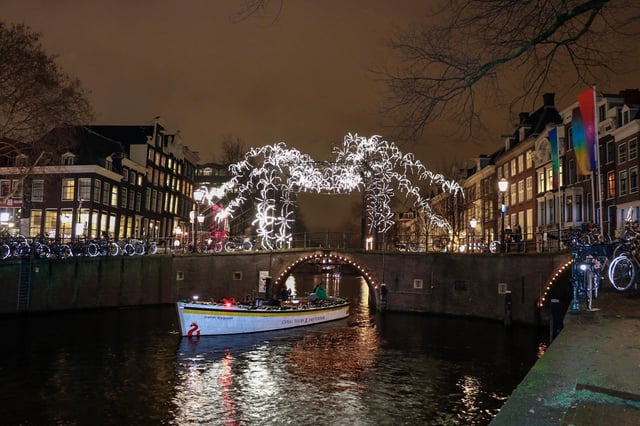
top-left (537, 254), bottom-right (572, 308)
top-left (271, 250), bottom-right (382, 308)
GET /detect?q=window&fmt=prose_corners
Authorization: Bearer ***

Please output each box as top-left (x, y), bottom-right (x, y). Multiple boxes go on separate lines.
top-left (566, 196), bottom-right (573, 222)
top-left (629, 138), bottom-right (638, 161)
top-left (128, 189), bottom-right (135, 209)
top-left (61, 178), bottom-right (75, 201)
top-left (120, 187), bottom-right (127, 208)
top-left (15, 154), bottom-right (28, 166)
top-left (518, 154), bottom-right (524, 173)
top-left (122, 167), bottom-right (129, 182)
top-left (624, 110), bottom-right (630, 124)
top-left (0, 180), bottom-right (10, 198)
top-left (29, 209), bottom-right (42, 237)
top-left (620, 170), bottom-right (628, 196)
top-left (607, 141), bottom-right (615, 163)
top-left (44, 209), bottom-right (58, 238)
top-left (93, 179), bottom-right (102, 203)
top-left (619, 143), bottom-right (628, 163)
top-left (510, 159), bottom-right (517, 176)
top-left (526, 176), bottom-right (533, 200)
top-left (567, 127), bottom-right (573, 149)
top-left (78, 178), bottom-right (91, 201)
top-left (526, 150), bottom-right (533, 169)
top-left (413, 279), bottom-right (424, 289)
top-left (599, 104), bottom-right (606, 122)
top-left (538, 170), bottom-right (546, 193)
top-left (568, 159), bottom-right (575, 185)
top-left (102, 182), bottom-right (110, 205)
top-left (62, 153), bottom-right (76, 165)
top-left (631, 167), bottom-right (638, 194)
top-left (576, 195), bottom-right (583, 222)
top-left (518, 180), bottom-right (524, 204)
top-left (111, 185), bottom-right (118, 207)
top-left (31, 180), bottom-right (44, 202)
top-left (12, 180), bottom-right (22, 200)
top-left (607, 172), bottom-right (616, 199)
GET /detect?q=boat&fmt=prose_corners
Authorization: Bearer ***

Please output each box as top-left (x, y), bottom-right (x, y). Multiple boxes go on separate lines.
top-left (176, 297), bottom-right (350, 337)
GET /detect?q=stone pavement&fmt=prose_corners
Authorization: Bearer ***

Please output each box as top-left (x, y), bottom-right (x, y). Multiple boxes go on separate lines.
top-left (491, 287), bottom-right (640, 425)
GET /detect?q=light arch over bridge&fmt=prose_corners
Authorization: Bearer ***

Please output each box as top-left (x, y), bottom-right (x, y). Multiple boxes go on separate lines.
top-left (272, 250), bottom-right (382, 307)
top-left (537, 255), bottom-right (572, 307)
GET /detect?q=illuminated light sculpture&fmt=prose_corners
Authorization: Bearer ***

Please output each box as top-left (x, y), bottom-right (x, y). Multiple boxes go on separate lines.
top-left (206, 134), bottom-right (463, 249)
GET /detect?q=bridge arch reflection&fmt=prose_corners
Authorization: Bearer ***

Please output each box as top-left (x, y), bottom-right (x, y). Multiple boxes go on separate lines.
top-left (272, 250), bottom-right (381, 308)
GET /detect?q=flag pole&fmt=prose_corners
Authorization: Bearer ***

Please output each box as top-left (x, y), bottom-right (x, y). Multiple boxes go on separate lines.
top-left (593, 85), bottom-right (603, 227)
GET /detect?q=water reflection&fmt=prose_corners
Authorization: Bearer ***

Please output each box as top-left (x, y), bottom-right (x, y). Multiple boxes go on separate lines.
top-left (0, 274), bottom-right (546, 425)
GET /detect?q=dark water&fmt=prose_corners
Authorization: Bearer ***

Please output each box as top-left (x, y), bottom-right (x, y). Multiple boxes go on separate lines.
top-left (0, 276), bottom-right (546, 425)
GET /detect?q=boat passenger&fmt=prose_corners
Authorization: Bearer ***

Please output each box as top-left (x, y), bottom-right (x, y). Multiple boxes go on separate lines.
top-left (315, 283), bottom-right (328, 301)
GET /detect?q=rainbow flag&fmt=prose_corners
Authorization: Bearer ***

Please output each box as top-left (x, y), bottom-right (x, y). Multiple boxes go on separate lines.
top-left (548, 127), bottom-right (560, 188)
top-left (573, 87), bottom-right (598, 175)
top-left (572, 108), bottom-right (590, 175)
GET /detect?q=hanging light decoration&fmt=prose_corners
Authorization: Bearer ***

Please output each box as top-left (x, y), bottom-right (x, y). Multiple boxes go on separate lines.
top-left (204, 134), bottom-right (463, 249)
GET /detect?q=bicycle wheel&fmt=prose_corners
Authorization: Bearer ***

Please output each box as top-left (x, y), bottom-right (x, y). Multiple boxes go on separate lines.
top-left (86, 242), bottom-right (99, 257)
top-left (0, 243), bottom-right (10, 260)
top-left (122, 243), bottom-right (135, 256)
top-left (489, 241), bottom-right (500, 254)
top-left (608, 255), bottom-right (637, 292)
top-left (148, 242), bottom-right (158, 255)
top-left (59, 244), bottom-right (73, 259)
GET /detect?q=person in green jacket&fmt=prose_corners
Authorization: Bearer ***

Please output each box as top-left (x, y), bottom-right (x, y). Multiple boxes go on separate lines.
top-left (315, 283), bottom-right (328, 301)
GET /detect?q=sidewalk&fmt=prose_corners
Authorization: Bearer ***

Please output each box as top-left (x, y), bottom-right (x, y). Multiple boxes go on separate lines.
top-left (491, 287), bottom-right (640, 425)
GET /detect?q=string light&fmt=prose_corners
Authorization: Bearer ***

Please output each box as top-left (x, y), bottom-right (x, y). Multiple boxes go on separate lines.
top-left (207, 133), bottom-right (462, 249)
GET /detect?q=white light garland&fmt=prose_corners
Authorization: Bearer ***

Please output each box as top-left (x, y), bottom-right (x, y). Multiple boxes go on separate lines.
top-left (208, 134), bottom-right (463, 249)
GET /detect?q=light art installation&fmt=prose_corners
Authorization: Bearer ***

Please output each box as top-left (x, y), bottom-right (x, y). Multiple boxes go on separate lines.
top-left (207, 133), bottom-right (463, 249)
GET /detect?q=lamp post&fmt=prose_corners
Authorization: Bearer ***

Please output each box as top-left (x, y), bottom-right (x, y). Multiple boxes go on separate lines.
top-left (192, 188), bottom-right (206, 252)
top-left (197, 213), bottom-right (205, 252)
top-left (498, 178), bottom-right (509, 252)
top-left (469, 217), bottom-right (477, 253)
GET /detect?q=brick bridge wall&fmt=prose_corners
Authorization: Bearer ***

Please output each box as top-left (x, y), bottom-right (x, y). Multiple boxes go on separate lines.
top-left (0, 251), bottom-right (570, 326)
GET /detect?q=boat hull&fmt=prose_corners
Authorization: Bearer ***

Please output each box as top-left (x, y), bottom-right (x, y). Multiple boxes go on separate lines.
top-left (176, 300), bottom-right (350, 336)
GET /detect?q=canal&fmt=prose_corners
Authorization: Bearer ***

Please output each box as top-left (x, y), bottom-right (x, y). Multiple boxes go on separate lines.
top-left (0, 273), bottom-right (547, 425)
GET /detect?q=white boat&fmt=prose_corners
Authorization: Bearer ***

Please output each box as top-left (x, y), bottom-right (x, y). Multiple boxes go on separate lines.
top-left (176, 298), bottom-right (350, 337)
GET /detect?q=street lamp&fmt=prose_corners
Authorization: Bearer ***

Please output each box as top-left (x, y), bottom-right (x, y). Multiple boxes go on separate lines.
top-left (498, 178), bottom-right (509, 252)
top-left (197, 213), bottom-right (205, 251)
top-left (192, 188), bottom-right (206, 252)
top-left (469, 217), bottom-right (477, 253)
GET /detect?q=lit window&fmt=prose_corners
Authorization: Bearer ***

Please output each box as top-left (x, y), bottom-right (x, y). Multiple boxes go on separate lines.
top-left (61, 178), bottom-right (75, 201)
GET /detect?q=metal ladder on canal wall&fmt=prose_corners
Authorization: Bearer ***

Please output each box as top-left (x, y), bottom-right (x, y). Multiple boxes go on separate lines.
top-left (17, 257), bottom-right (31, 311)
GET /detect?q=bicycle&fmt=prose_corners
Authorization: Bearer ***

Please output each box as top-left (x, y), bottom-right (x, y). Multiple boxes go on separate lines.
top-left (570, 235), bottom-right (600, 312)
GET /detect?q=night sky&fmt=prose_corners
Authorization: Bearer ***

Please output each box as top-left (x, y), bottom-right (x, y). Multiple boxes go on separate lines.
top-left (4, 1), bottom-right (640, 231)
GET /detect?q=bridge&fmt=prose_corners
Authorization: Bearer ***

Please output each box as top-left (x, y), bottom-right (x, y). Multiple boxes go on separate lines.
top-left (1, 249), bottom-right (571, 325)
top-left (172, 249), bottom-right (571, 325)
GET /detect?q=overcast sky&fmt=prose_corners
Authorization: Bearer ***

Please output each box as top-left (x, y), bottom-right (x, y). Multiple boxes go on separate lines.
top-left (4, 0), bottom-right (640, 231)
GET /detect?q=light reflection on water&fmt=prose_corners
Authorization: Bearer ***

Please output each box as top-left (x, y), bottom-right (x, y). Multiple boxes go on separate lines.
top-left (0, 274), bottom-right (545, 425)
top-left (170, 276), bottom-right (544, 425)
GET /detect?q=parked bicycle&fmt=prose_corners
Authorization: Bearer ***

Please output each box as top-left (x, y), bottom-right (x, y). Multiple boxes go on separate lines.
top-left (570, 235), bottom-right (602, 312)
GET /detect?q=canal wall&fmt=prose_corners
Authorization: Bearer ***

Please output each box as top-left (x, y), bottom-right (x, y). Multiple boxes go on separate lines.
top-left (0, 251), bottom-right (570, 326)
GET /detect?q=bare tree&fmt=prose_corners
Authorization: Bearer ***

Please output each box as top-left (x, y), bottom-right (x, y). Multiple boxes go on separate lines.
top-left (381, 0), bottom-right (640, 142)
top-left (230, 0), bottom-right (284, 24)
top-left (220, 135), bottom-right (247, 165)
top-left (0, 22), bottom-right (94, 166)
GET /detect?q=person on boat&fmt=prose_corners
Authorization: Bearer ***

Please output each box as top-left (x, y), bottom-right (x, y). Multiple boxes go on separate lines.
top-left (315, 283), bottom-right (328, 301)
